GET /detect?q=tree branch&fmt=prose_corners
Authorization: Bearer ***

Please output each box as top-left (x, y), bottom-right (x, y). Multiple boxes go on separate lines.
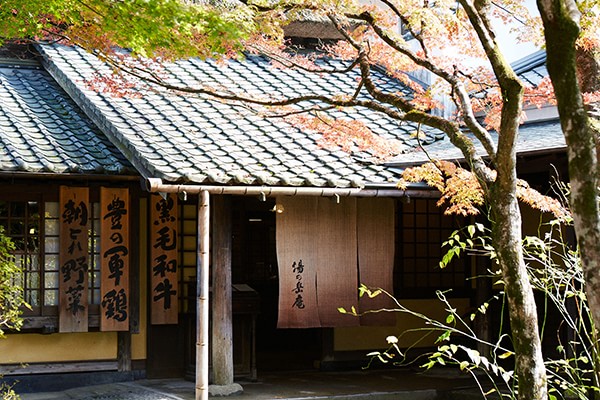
top-left (346, 10), bottom-right (498, 163)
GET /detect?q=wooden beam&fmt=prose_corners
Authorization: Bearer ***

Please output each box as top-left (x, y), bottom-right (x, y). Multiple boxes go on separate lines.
top-left (196, 190), bottom-right (210, 400)
top-left (129, 186), bottom-right (141, 334)
top-left (211, 195), bottom-right (234, 385)
top-left (0, 361), bottom-right (118, 375)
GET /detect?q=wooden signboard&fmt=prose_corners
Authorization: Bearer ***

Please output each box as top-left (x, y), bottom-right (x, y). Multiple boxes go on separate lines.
top-left (100, 187), bottom-right (130, 331)
top-left (150, 193), bottom-right (178, 325)
top-left (59, 186), bottom-right (90, 333)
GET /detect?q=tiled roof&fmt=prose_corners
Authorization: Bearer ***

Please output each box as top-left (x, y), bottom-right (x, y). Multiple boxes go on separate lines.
top-left (38, 44), bottom-right (444, 188)
top-left (387, 120), bottom-right (565, 168)
top-left (512, 50), bottom-right (547, 87)
top-left (387, 50), bottom-right (563, 168)
top-left (0, 58), bottom-right (134, 176)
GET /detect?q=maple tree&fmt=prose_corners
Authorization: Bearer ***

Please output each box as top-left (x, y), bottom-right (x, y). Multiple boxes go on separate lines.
top-left (1, 0), bottom-right (599, 399)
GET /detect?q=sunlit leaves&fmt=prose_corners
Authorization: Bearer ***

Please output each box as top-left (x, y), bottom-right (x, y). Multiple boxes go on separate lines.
top-left (399, 160), bottom-right (572, 220)
top-left (517, 179), bottom-right (571, 221)
top-left (0, 0), bottom-right (254, 60)
top-left (0, 227), bottom-right (28, 338)
top-left (398, 160), bottom-right (485, 216)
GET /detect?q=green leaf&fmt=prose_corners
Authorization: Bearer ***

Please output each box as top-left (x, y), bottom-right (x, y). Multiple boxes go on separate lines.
top-left (498, 351), bottom-right (513, 359)
top-left (467, 224), bottom-right (475, 237)
top-left (435, 330), bottom-right (451, 343)
top-left (445, 314), bottom-right (455, 324)
top-left (420, 360), bottom-right (436, 370)
top-left (338, 307), bottom-right (347, 314)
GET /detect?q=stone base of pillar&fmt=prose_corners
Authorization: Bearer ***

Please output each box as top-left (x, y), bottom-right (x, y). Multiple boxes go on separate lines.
top-left (208, 383), bottom-right (244, 397)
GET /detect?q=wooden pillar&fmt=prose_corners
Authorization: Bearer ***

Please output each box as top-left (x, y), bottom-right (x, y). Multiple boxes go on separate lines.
top-left (196, 191), bottom-right (210, 400)
top-left (117, 332), bottom-right (132, 372)
top-left (211, 195), bottom-right (234, 385)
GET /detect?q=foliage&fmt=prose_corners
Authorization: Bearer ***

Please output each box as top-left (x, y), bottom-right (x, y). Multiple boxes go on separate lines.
top-left (0, 227), bottom-right (26, 338)
top-left (398, 160), bottom-right (571, 219)
top-left (0, 227), bottom-right (25, 400)
top-left (0, 0), bottom-right (254, 60)
top-left (346, 211), bottom-right (600, 399)
top-left (0, 382), bottom-right (19, 400)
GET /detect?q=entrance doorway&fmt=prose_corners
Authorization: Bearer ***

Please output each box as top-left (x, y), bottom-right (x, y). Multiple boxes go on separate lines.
top-left (147, 196), bottom-right (323, 380)
top-left (232, 197), bottom-right (322, 372)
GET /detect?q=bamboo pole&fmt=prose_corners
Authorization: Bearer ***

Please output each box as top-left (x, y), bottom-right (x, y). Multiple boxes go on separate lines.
top-left (196, 190), bottom-right (210, 400)
top-left (144, 178), bottom-right (439, 198)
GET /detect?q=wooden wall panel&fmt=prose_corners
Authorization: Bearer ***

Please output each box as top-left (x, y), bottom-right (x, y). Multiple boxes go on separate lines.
top-left (150, 193), bottom-right (178, 325)
top-left (100, 187), bottom-right (130, 331)
top-left (59, 186), bottom-right (89, 333)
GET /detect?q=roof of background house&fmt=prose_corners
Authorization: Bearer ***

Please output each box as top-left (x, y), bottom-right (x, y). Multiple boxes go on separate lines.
top-left (0, 54), bottom-right (135, 176)
top-left (387, 49), bottom-right (565, 168)
top-left (512, 49), bottom-right (548, 87)
top-left (38, 43), bottom-right (444, 188)
top-left (387, 120), bottom-right (566, 168)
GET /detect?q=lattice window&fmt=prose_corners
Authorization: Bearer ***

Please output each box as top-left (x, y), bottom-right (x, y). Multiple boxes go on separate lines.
top-left (0, 198), bottom-right (101, 316)
top-left (396, 198), bottom-right (471, 298)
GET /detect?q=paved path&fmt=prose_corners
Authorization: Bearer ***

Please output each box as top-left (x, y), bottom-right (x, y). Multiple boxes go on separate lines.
top-left (17, 369), bottom-right (480, 400)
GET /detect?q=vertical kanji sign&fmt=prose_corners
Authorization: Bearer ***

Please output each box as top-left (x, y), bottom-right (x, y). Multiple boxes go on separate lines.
top-left (150, 193), bottom-right (178, 324)
top-left (59, 186), bottom-right (89, 333)
top-left (100, 187), bottom-right (130, 331)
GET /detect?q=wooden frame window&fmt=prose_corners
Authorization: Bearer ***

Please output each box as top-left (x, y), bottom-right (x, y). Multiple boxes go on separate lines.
top-left (395, 198), bottom-right (471, 298)
top-left (0, 197), bottom-right (101, 318)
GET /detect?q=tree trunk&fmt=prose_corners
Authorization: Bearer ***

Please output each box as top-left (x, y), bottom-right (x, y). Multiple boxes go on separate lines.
top-left (486, 42), bottom-right (548, 399)
top-left (489, 194), bottom-right (547, 399)
top-left (488, 91), bottom-right (547, 398)
top-left (537, 0), bottom-right (600, 389)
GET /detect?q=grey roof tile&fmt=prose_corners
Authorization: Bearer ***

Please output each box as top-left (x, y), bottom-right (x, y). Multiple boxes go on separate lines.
top-left (387, 120), bottom-right (565, 168)
top-left (0, 62), bottom-right (134, 176)
top-left (37, 44), bottom-right (453, 187)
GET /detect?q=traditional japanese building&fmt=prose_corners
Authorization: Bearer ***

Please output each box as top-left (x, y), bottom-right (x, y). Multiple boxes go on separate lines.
top-left (0, 42), bottom-right (567, 396)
